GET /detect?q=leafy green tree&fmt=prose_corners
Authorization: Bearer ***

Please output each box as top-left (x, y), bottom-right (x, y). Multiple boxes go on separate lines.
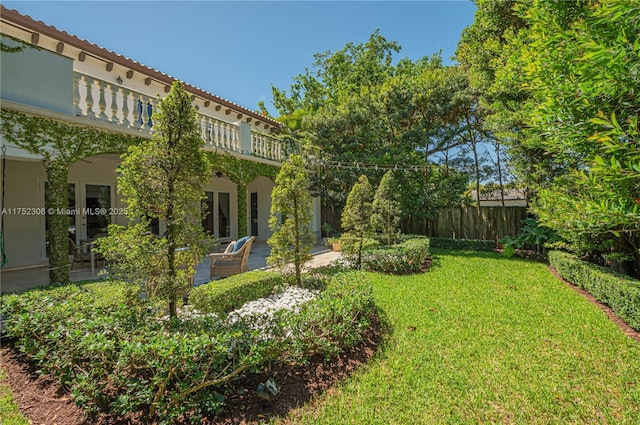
top-left (98, 81), bottom-right (212, 317)
top-left (460, 0), bottom-right (639, 274)
top-left (521, 0), bottom-right (640, 274)
top-left (342, 175), bottom-right (374, 268)
top-left (272, 32), bottom-right (469, 225)
top-left (267, 154), bottom-right (315, 285)
top-left (371, 171), bottom-right (402, 245)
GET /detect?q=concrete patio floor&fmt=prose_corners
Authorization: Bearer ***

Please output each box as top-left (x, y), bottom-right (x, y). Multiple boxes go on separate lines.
top-left (0, 241), bottom-right (341, 294)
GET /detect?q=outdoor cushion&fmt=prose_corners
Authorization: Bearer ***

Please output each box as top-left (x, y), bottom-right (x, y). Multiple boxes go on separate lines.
top-left (224, 241), bottom-right (236, 253)
top-left (233, 236), bottom-right (251, 252)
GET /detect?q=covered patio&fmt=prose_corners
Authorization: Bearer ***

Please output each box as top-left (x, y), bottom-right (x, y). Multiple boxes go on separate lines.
top-left (0, 241), bottom-right (340, 294)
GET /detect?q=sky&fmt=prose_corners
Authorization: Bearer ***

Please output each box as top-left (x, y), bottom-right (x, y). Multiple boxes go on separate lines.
top-left (3, 1), bottom-right (477, 116)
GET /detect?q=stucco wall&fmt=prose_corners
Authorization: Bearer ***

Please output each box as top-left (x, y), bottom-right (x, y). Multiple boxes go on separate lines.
top-left (1, 159), bottom-right (48, 266)
top-left (0, 36), bottom-right (73, 114)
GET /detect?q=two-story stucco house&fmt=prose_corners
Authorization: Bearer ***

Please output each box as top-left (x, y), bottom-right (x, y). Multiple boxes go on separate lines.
top-left (0, 7), bottom-right (321, 289)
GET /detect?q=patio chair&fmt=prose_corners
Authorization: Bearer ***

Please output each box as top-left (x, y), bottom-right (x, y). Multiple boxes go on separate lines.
top-left (69, 239), bottom-right (93, 270)
top-left (70, 239), bottom-right (107, 270)
top-left (209, 236), bottom-right (255, 279)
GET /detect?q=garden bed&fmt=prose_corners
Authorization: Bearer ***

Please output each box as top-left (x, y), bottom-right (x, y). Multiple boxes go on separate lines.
top-left (1, 315), bottom-right (380, 425)
top-left (0, 271), bottom-right (377, 423)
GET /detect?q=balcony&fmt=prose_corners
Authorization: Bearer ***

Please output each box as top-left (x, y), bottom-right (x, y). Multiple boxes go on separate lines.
top-left (72, 72), bottom-right (289, 163)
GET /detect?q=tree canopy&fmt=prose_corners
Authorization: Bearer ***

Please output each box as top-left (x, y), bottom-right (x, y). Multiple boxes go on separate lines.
top-left (457, 0), bottom-right (640, 274)
top-left (272, 31), bottom-right (479, 226)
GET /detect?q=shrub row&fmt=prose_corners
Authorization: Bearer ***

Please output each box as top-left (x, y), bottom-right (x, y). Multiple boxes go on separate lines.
top-left (0, 271), bottom-right (375, 423)
top-left (430, 237), bottom-right (496, 252)
top-left (342, 236), bottom-right (431, 274)
top-left (189, 271), bottom-right (283, 315)
top-left (548, 250), bottom-right (640, 331)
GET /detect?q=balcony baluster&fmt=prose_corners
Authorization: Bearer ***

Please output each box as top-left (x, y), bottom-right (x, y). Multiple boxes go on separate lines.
top-left (110, 83), bottom-right (119, 124)
top-left (97, 80), bottom-right (108, 121)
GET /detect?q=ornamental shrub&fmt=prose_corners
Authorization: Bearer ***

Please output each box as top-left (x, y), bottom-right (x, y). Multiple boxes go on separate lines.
top-left (1, 271), bottom-right (378, 422)
top-left (342, 236), bottom-right (431, 275)
top-left (430, 237), bottom-right (495, 252)
top-left (189, 271), bottom-right (283, 315)
top-left (340, 233), bottom-right (381, 254)
top-left (549, 250), bottom-right (640, 330)
top-left (279, 271), bottom-right (375, 360)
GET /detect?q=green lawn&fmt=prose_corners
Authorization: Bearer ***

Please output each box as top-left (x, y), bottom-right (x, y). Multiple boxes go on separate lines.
top-left (0, 369), bottom-right (29, 425)
top-left (279, 250), bottom-right (640, 424)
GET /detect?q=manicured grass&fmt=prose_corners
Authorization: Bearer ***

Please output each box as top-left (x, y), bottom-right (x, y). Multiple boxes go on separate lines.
top-left (279, 249), bottom-right (640, 424)
top-left (0, 368), bottom-right (30, 425)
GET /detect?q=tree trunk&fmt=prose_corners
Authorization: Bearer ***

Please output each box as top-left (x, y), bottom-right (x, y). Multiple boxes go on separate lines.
top-left (495, 140), bottom-right (506, 206)
top-left (465, 111), bottom-right (482, 238)
top-left (167, 179), bottom-right (177, 318)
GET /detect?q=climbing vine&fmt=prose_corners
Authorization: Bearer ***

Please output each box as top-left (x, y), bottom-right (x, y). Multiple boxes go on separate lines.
top-left (0, 109), bottom-right (140, 282)
top-left (1, 108), bottom-right (287, 281)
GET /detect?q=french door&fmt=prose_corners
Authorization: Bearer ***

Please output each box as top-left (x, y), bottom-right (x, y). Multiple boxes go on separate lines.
top-left (202, 191), bottom-right (231, 240)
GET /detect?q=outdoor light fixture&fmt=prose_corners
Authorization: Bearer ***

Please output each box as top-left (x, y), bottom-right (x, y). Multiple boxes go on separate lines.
top-left (115, 76), bottom-right (123, 84)
top-left (215, 171), bottom-right (224, 179)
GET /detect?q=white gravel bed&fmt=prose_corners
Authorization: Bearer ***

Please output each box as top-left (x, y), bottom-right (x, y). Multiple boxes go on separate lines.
top-left (166, 286), bottom-right (319, 330)
top-left (226, 286), bottom-right (319, 325)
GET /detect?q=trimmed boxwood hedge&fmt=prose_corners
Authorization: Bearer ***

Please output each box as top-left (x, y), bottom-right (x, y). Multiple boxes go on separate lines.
top-left (189, 271), bottom-right (283, 315)
top-left (549, 250), bottom-right (640, 331)
top-left (430, 237), bottom-right (496, 252)
top-left (343, 236), bottom-right (431, 275)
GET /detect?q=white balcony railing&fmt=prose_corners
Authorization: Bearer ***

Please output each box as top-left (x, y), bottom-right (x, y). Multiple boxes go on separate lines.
top-left (72, 72), bottom-right (286, 162)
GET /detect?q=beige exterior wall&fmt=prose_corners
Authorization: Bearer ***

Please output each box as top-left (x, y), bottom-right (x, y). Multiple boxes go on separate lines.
top-left (1, 159), bottom-right (48, 266)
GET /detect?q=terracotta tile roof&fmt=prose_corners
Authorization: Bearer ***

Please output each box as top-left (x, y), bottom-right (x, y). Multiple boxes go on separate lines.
top-left (0, 5), bottom-right (281, 128)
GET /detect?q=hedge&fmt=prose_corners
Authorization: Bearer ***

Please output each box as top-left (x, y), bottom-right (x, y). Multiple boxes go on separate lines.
top-left (549, 250), bottom-right (640, 331)
top-left (342, 236), bottom-right (431, 274)
top-left (430, 237), bottom-right (495, 252)
top-left (189, 271), bottom-right (283, 315)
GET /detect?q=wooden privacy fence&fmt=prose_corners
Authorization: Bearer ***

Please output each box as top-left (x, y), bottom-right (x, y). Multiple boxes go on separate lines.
top-left (322, 205), bottom-right (528, 242)
top-left (402, 206), bottom-right (528, 241)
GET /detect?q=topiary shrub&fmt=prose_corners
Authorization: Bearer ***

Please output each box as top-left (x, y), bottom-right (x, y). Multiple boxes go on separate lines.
top-left (341, 236), bottom-right (431, 275)
top-left (549, 250), bottom-right (640, 331)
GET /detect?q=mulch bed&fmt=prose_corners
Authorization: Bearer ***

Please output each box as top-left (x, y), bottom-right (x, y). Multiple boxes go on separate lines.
top-left (0, 314), bottom-right (381, 425)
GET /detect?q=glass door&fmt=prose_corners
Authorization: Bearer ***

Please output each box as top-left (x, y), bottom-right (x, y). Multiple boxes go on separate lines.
top-left (202, 191), bottom-right (215, 236)
top-left (83, 184), bottom-right (112, 239)
top-left (250, 192), bottom-right (258, 237)
top-left (202, 191), bottom-right (230, 239)
top-left (218, 192), bottom-right (230, 238)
